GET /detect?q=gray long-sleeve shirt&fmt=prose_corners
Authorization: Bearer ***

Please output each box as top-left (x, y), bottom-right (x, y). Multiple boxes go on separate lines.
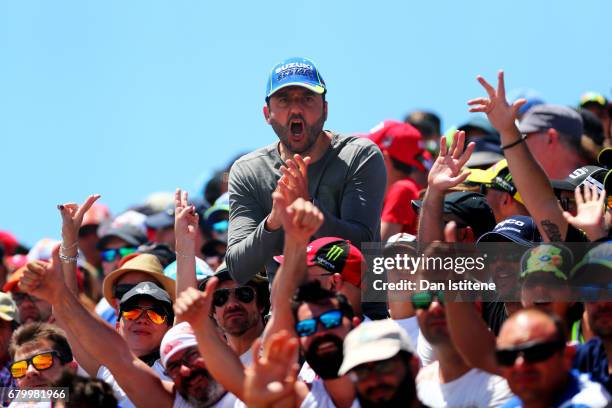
top-left (226, 132), bottom-right (386, 284)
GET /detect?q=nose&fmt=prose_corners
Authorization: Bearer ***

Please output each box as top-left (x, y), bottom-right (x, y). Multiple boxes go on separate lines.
top-left (25, 362), bottom-right (40, 378)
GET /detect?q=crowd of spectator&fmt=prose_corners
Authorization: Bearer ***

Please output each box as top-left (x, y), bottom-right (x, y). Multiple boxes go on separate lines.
top-left (1, 57), bottom-right (612, 407)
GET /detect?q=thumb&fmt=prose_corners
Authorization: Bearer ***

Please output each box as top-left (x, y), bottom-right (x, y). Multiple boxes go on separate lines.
top-left (511, 98), bottom-right (527, 118)
top-left (50, 244), bottom-right (61, 273)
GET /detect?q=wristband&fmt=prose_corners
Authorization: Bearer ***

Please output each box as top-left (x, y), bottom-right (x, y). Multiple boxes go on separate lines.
top-left (501, 135), bottom-right (526, 151)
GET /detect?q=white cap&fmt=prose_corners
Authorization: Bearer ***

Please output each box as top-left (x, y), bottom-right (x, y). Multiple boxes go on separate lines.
top-left (338, 319), bottom-right (413, 376)
top-left (160, 322), bottom-right (198, 368)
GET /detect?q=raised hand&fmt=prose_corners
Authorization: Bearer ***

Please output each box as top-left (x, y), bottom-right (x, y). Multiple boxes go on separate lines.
top-left (467, 70), bottom-right (526, 134)
top-left (273, 193), bottom-right (324, 244)
top-left (174, 189), bottom-right (199, 254)
top-left (19, 247), bottom-right (67, 304)
top-left (174, 278), bottom-right (218, 329)
top-left (57, 194), bottom-right (101, 251)
top-left (279, 154), bottom-right (311, 202)
top-left (563, 184), bottom-right (608, 241)
top-left (428, 131), bottom-right (475, 193)
top-left (243, 331), bottom-right (299, 408)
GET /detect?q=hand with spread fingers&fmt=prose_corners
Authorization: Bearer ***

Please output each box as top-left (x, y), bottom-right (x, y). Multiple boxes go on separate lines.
top-left (563, 184), bottom-right (608, 241)
top-left (57, 194), bottom-right (101, 253)
top-left (19, 248), bottom-right (67, 305)
top-left (279, 154), bottom-right (311, 203)
top-left (467, 70), bottom-right (526, 134)
top-left (174, 278), bottom-right (218, 329)
top-left (174, 188), bottom-right (199, 255)
top-left (243, 331), bottom-right (300, 408)
top-left (428, 130), bottom-right (475, 193)
top-left (274, 193), bottom-right (324, 244)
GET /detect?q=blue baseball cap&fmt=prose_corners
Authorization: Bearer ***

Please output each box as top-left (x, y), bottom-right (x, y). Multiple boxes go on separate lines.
top-left (477, 216), bottom-right (542, 247)
top-left (265, 57), bottom-right (326, 100)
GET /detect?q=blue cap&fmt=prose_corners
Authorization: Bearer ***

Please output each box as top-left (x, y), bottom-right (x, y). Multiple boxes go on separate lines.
top-left (265, 57), bottom-right (326, 100)
top-left (477, 216), bottom-right (542, 247)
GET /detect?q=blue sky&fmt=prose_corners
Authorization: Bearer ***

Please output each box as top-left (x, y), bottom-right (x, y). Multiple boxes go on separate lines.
top-left (1, 1), bottom-right (611, 246)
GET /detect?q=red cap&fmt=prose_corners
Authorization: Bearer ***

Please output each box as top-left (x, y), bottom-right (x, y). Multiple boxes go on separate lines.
top-left (274, 237), bottom-right (364, 288)
top-left (0, 231), bottom-right (19, 256)
top-left (367, 120), bottom-right (432, 171)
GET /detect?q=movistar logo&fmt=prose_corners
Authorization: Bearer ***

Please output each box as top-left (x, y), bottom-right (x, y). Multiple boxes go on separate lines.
top-left (326, 245), bottom-right (344, 261)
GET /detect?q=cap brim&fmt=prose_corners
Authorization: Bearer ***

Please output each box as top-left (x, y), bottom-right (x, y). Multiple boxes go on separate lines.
top-left (338, 339), bottom-right (403, 376)
top-left (477, 231), bottom-right (533, 247)
top-left (103, 268), bottom-right (176, 305)
top-left (267, 82), bottom-right (325, 98)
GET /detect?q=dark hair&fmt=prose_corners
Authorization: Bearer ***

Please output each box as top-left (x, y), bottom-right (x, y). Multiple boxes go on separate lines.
top-left (54, 369), bottom-right (118, 407)
top-left (290, 280), bottom-right (355, 322)
top-left (9, 322), bottom-right (73, 363)
top-left (389, 156), bottom-right (416, 176)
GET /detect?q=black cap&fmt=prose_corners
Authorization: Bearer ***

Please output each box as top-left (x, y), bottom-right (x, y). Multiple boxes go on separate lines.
top-left (551, 166), bottom-right (612, 196)
top-left (119, 282), bottom-right (172, 307)
top-left (412, 192), bottom-right (496, 238)
top-left (97, 223), bottom-right (148, 250)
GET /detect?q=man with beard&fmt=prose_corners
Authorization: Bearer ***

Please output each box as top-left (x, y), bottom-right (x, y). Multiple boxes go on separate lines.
top-left (572, 243), bottom-right (612, 393)
top-left (178, 194), bottom-right (360, 407)
top-left (226, 56), bottom-right (386, 285)
top-left (338, 319), bottom-right (423, 407)
top-left (199, 265), bottom-right (268, 365)
top-left (17, 247), bottom-right (241, 407)
top-left (445, 305), bottom-right (610, 407)
top-left (412, 290), bottom-right (512, 407)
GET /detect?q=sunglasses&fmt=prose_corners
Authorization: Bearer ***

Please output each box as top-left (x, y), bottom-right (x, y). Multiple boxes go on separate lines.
top-left (121, 306), bottom-right (168, 325)
top-left (295, 309), bottom-right (343, 337)
top-left (101, 247), bottom-right (137, 263)
top-left (349, 357), bottom-right (399, 382)
top-left (165, 348), bottom-right (201, 378)
top-left (495, 338), bottom-right (565, 367)
top-left (212, 286), bottom-right (255, 307)
top-left (10, 351), bottom-right (60, 379)
top-left (411, 291), bottom-right (445, 310)
top-left (12, 293), bottom-right (41, 304)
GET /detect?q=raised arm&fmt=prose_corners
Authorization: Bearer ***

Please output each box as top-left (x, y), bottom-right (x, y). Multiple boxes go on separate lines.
top-left (174, 189), bottom-right (199, 298)
top-left (19, 258), bottom-right (174, 408)
top-left (226, 161), bottom-right (284, 285)
top-left (417, 131), bottom-right (474, 243)
top-left (57, 194), bottom-right (101, 295)
top-left (468, 71), bottom-right (566, 241)
top-left (444, 301), bottom-right (501, 375)
top-left (262, 193), bottom-right (323, 346)
top-left (174, 281), bottom-right (247, 399)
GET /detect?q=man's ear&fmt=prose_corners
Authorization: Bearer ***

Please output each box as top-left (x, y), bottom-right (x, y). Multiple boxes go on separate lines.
top-left (263, 105), bottom-right (271, 124)
top-left (323, 100), bottom-right (328, 122)
top-left (332, 273), bottom-right (343, 291)
top-left (547, 128), bottom-right (558, 145)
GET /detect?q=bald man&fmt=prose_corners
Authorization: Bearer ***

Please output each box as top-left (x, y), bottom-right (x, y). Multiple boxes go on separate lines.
top-left (446, 306), bottom-right (610, 407)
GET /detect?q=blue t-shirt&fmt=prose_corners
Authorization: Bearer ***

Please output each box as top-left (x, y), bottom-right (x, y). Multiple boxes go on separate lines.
top-left (501, 370), bottom-right (610, 408)
top-left (573, 337), bottom-right (611, 393)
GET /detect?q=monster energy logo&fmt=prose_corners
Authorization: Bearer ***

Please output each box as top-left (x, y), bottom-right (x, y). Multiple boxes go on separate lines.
top-left (326, 245), bottom-right (345, 261)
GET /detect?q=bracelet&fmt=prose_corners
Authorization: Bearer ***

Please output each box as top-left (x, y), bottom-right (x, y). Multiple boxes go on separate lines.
top-left (500, 135), bottom-right (526, 151)
top-left (58, 253), bottom-right (78, 264)
top-left (60, 241), bottom-right (79, 251)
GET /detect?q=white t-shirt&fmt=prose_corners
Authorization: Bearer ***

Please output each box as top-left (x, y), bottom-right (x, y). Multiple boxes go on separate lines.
top-left (173, 392), bottom-right (244, 408)
top-left (300, 379), bottom-right (360, 408)
top-left (393, 317), bottom-right (420, 350)
top-left (416, 361), bottom-right (513, 408)
top-left (97, 359), bottom-right (170, 408)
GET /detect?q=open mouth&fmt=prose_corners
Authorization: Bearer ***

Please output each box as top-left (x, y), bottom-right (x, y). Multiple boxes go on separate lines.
top-left (290, 121), bottom-right (304, 135)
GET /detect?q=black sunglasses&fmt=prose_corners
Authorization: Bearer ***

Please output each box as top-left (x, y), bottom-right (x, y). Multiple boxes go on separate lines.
top-left (213, 286), bottom-right (255, 307)
top-left (495, 338), bottom-right (565, 367)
